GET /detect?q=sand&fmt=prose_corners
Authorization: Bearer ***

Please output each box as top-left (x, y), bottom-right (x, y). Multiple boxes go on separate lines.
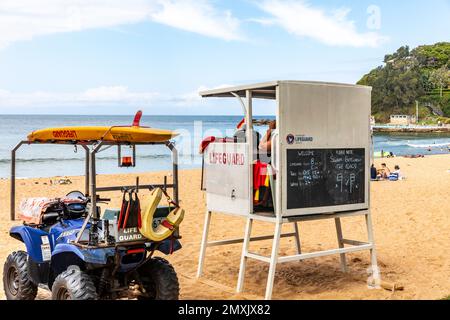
top-left (0, 154), bottom-right (449, 300)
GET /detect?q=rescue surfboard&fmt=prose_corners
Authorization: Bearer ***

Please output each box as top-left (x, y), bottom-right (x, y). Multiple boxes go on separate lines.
top-left (27, 111), bottom-right (178, 143)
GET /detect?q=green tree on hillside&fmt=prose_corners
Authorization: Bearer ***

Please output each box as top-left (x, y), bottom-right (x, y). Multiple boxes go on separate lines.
top-left (358, 42), bottom-right (450, 121)
top-left (429, 65), bottom-right (449, 97)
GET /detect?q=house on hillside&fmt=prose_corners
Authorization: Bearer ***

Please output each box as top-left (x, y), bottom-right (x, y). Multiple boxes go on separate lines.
top-left (390, 115), bottom-right (417, 126)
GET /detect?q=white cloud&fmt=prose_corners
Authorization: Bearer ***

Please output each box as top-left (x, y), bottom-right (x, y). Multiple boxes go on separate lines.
top-left (0, 86), bottom-right (160, 107)
top-left (257, 0), bottom-right (388, 47)
top-left (0, 0), bottom-right (242, 49)
top-left (150, 0), bottom-right (242, 41)
top-left (171, 84), bottom-right (236, 106)
top-left (0, 84), bottom-right (241, 109)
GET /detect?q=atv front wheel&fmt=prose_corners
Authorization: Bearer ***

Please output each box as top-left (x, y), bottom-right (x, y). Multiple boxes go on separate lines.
top-left (3, 251), bottom-right (38, 300)
top-left (138, 257), bottom-right (180, 300)
top-left (51, 267), bottom-right (97, 300)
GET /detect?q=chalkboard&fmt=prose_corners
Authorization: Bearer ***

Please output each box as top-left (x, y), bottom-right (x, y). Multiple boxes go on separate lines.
top-left (286, 149), bottom-right (365, 209)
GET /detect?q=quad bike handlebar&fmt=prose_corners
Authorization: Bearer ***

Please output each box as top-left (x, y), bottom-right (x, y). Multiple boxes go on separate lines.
top-left (95, 196), bottom-right (111, 203)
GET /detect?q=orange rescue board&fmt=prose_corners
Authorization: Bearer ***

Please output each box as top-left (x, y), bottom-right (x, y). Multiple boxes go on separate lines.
top-left (27, 126), bottom-right (178, 143)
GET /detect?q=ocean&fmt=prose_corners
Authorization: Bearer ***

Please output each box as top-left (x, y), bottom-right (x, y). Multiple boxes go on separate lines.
top-left (0, 115), bottom-right (449, 178)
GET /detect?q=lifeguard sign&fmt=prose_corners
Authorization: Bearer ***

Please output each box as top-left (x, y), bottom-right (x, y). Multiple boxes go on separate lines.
top-left (197, 81), bottom-right (381, 300)
top-left (205, 143), bottom-right (250, 215)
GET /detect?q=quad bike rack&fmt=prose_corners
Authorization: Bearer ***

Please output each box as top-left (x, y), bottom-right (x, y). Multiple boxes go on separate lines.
top-left (10, 140), bottom-right (179, 228)
top-left (5, 112), bottom-right (186, 301)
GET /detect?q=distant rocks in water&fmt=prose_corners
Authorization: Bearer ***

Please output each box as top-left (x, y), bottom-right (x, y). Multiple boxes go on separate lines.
top-left (252, 119), bottom-right (273, 126)
top-left (373, 126), bottom-right (450, 133)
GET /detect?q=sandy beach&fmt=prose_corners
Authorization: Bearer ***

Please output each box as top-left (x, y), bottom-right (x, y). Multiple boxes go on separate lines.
top-left (1, 154), bottom-right (449, 300)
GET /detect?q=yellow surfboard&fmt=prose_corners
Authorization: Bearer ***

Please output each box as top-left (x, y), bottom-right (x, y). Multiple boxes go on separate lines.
top-left (27, 126), bottom-right (178, 143)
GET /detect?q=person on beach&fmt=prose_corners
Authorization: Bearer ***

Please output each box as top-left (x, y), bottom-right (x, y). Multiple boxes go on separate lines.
top-left (371, 164), bottom-right (378, 180)
top-left (259, 120), bottom-right (276, 163)
top-left (393, 165), bottom-right (403, 179)
top-left (254, 120), bottom-right (276, 209)
top-left (377, 163), bottom-right (391, 179)
top-left (389, 165), bottom-right (403, 181)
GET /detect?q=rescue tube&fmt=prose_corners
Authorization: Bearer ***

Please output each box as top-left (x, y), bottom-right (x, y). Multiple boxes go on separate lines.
top-left (139, 188), bottom-right (184, 242)
top-left (139, 188), bottom-right (162, 237)
top-left (142, 207), bottom-right (185, 242)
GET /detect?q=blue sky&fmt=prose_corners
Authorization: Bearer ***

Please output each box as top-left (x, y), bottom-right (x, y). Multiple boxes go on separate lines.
top-left (0, 0), bottom-right (449, 115)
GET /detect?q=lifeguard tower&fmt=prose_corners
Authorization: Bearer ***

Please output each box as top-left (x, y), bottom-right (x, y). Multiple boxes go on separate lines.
top-left (196, 81), bottom-right (381, 300)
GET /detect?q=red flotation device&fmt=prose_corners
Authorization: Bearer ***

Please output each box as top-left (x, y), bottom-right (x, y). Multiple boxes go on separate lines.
top-left (199, 136), bottom-right (235, 154)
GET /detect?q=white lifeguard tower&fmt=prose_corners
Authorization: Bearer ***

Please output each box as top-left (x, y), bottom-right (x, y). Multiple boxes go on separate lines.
top-left (197, 81), bottom-right (381, 300)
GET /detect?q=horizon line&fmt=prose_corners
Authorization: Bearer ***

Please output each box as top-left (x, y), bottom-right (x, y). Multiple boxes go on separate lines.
top-left (0, 114), bottom-right (276, 117)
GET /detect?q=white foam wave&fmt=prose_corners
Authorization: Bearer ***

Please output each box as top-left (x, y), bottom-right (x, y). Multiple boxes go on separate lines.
top-left (406, 142), bottom-right (450, 148)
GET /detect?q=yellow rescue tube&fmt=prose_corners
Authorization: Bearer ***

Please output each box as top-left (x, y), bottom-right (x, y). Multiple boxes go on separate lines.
top-left (139, 189), bottom-right (163, 238)
top-left (139, 188), bottom-right (185, 242)
top-left (27, 126), bottom-right (178, 143)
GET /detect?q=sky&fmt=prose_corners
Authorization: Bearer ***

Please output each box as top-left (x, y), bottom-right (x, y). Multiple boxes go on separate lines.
top-left (0, 0), bottom-right (449, 115)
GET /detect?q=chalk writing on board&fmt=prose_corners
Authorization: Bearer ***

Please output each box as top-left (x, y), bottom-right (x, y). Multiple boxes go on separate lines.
top-left (286, 149), bottom-right (365, 209)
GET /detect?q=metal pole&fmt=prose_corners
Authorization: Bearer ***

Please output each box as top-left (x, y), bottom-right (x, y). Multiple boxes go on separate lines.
top-left (81, 145), bottom-right (90, 196)
top-left (75, 142), bottom-right (103, 244)
top-left (236, 217), bottom-right (253, 293)
top-left (90, 143), bottom-right (103, 219)
top-left (365, 211), bottom-right (381, 287)
top-left (416, 100), bottom-right (419, 124)
top-left (10, 141), bottom-right (25, 221)
top-left (173, 147), bottom-right (179, 205)
top-left (231, 92), bottom-right (247, 115)
top-left (246, 90), bottom-right (254, 215)
top-left (197, 210), bottom-right (212, 278)
top-left (293, 223), bottom-right (302, 254)
top-left (11, 149), bottom-right (16, 221)
top-left (117, 145), bottom-right (121, 167)
top-left (265, 220), bottom-right (282, 300)
top-left (167, 142), bottom-right (179, 205)
top-left (335, 218), bottom-right (348, 272)
top-left (275, 86), bottom-right (282, 220)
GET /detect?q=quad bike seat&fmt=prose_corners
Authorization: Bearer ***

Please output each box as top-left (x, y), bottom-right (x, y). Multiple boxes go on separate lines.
top-left (41, 212), bottom-right (60, 225)
top-left (19, 197), bottom-right (87, 225)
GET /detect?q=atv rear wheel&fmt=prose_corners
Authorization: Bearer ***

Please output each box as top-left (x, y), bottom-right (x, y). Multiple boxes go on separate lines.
top-left (3, 251), bottom-right (38, 300)
top-left (51, 267), bottom-right (97, 300)
top-left (138, 257), bottom-right (179, 300)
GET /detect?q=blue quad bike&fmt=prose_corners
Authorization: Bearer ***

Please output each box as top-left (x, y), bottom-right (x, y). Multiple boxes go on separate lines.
top-left (3, 192), bottom-right (181, 300)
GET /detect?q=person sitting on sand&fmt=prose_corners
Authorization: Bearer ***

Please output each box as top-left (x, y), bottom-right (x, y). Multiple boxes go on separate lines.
top-left (392, 165), bottom-right (404, 180)
top-left (377, 163), bottom-right (391, 180)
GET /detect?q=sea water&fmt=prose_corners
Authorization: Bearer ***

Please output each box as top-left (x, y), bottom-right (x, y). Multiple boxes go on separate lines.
top-left (0, 115), bottom-right (449, 178)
